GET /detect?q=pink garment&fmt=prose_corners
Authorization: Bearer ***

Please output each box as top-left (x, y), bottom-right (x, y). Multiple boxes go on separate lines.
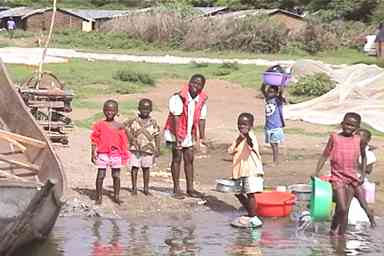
top-left (95, 153), bottom-right (123, 169)
top-left (324, 133), bottom-right (361, 186)
top-left (90, 120), bottom-right (129, 164)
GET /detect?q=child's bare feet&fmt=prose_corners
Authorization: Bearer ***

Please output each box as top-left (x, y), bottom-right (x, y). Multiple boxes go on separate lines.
top-left (143, 190), bottom-right (153, 196)
top-left (113, 198), bottom-right (123, 205)
top-left (172, 191), bottom-right (185, 200)
top-left (95, 198), bottom-right (102, 205)
top-left (187, 189), bottom-right (204, 198)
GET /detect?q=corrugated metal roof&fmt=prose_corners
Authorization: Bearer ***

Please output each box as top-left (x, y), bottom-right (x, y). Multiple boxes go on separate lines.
top-left (0, 7), bottom-right (34, 19)
top-left (215, 9), bottom-right (304, 19)
top-left (65, 9), bottom-right (128, 20)
top-left (193, 6), bottom-right (228, 16)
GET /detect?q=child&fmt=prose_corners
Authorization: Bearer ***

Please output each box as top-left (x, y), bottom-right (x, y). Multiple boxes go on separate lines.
top-left (90, 99), bottom-right (129, 205)
top-left (314, 112), bottom-right (375, 236)
top-left (260, 83), bottom-right (285, 165)
top-left (124, 98), bottom-right (160, 196)
top-left (228, 113), bottom-right (263, 218)
top-left (164, 74), bottom-right (208, 199)
top-left (357, 128), bottom-right (376, 175)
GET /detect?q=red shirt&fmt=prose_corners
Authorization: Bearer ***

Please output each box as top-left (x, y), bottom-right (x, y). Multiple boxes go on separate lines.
top-left (90, 120), bottom-right (129, 161)
top-left (323, 133), bottom-right (361, 185)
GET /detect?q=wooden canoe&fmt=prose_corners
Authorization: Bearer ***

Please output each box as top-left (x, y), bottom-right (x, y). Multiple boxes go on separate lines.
top-left (0, 60), bottom-right (66, 256)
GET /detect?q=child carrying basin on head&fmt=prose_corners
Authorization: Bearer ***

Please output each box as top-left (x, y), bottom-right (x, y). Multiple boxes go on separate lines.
top-left (228, 113), bottom-right (264, 218)
top-left (314, 112), bottom-right (375, 237)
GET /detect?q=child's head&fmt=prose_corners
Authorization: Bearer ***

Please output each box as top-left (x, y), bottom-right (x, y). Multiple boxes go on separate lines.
top-left (266, 85), bottom-right (279, 98)
top-left (357, 128), bottom-right (371, 144)
top-left (188, 74), bottom-right (206, 99)
top-left (237, 112), bottom-right (254, 135)
top-left (103, 99), bottom-right (118, 121)
top-left (341, 112), bottom-right (361, 136)
top-left (138, 98), bottom-right (152, 119)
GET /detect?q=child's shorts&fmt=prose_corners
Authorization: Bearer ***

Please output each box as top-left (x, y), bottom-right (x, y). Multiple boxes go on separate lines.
top-left (236, 175), bottom-right (264, 194)
top-left (265, 127), bottom-right (284, 144)
top-left (95, 153), bottom-right (123, 169)
top-left (130, 151), bottom-right (154, 168)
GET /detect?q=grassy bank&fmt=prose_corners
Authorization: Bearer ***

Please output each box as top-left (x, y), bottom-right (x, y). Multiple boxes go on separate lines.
top-left (6, 59), bottom-right (265, 97)
top-left (0, 30), bottom-right (378, 66)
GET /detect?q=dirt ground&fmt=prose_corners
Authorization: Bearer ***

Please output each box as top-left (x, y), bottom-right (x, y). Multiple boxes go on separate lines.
top-left (55, 79), bottom-right (384, 219)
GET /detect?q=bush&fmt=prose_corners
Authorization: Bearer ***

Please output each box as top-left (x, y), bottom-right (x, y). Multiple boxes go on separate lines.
top-left (289, 73), bottom-right (336, 97)
top-left (113, 70), bottom-right (155, 86)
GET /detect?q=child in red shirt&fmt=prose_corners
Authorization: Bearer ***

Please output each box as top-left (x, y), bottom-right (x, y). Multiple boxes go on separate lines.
top-left (314, 112), bottom-right (374, 236)
top-left (91, 99), bottom-right (129, 205)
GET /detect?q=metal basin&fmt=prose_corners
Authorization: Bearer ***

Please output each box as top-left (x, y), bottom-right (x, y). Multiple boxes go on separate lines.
top-left (216, 178), bottom-right (240, 193)
top-left (288, 184), bottom-right (312, 201)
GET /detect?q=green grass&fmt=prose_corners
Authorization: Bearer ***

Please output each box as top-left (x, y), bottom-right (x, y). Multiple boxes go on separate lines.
top-left (6, 59), bottom-right (265, 95)
top-left (0, 30), bottom-right (377, 66)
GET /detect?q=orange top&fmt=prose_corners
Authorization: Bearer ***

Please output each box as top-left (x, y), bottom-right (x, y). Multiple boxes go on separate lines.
top-left (90, 120), bottom-right (129, 162)
top-left (228, 131), bottom-right (263, 179)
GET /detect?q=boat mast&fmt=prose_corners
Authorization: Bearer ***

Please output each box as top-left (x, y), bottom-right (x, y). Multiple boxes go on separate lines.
top-left (37, 0), bottom-right (57, 89)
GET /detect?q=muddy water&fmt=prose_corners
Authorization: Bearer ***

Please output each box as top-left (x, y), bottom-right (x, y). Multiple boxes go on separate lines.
top-left (14, 211), bottom-right (384, 256)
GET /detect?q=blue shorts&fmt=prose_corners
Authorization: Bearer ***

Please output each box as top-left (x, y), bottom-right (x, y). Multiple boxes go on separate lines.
top-left (265, 128), bottom-right (284, 144)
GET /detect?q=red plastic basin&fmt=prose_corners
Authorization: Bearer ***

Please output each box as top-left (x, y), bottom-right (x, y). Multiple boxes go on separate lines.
top-left (255, 192), bottom-right (295, 217)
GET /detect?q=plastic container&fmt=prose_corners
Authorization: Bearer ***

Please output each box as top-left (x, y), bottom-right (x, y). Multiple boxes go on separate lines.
top-left (310, 177), bottom-right (333, 221)
top-left (363, 180), bottom-right (375, 203)
top-left (255, 192), bottom-right (295, 217)
top-left (262, 72), bottom-right (291, 87)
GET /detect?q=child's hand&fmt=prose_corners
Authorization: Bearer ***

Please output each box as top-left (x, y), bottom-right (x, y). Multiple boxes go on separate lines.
top-left (91, 154), bottom-right (96, 164)
top-left (154, 149), bottom-right (160, 158)
top-left (245, 133), bottom-right (253, 148)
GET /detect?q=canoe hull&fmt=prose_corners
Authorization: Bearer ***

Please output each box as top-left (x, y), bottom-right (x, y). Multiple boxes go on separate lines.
top-left (0, 59), bottom-right (66, 255)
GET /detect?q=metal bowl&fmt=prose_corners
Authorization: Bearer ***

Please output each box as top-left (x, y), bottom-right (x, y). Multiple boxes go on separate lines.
top-left (288, 184), bottom-right (312, 201)
top-left (216, 178), bottom-right (240, 193)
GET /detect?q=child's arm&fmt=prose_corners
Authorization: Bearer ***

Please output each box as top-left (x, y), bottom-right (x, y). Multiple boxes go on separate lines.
top-left (359, 139), bottom-right (367, 184)
top-left (278, 87), bottom-right (287, 104)
top-left (154, 134), bottom-right (161, 157)
top-left (90, 122), bottom-right (100, 164)
top-left (91, 144), bottom-right (96, 164)
top-left (314, 135), bottom-right (333, 177)
top-left (260, 83), bottom-right (268, 98)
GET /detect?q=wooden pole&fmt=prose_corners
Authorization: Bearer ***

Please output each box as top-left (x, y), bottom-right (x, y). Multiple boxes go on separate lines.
top-left (37, 0), bottom-right (57, 88)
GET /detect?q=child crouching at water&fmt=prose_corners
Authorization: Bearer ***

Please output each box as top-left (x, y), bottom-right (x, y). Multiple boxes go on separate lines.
top-left (91, 100), bottom-right (129, 205)
top-left (314, 112), bottom-right (375, 236)
top-left (228, 113), bottom-right (264, 217)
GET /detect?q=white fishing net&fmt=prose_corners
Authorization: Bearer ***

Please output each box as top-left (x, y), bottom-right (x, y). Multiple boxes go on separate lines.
top-left (285, 60), bottom-right (384, 132)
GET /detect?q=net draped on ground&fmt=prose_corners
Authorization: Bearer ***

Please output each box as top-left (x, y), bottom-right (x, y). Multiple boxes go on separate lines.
top-left (285, 60), bottom-right (384, 132)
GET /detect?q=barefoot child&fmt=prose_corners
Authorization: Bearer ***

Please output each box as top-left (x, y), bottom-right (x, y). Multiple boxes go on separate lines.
top-left (260, 83), bottom-right (286, 165)
top-left (164, 74), bottom-right (208, 199)
top-left (91, 100), bottom-right (129, 205)
top-left (228, 113), bottom-right (263, 217)
top-left (314, 112), bottom-right (375, 236)
top-left (124, 98), bottom-right (160, 196)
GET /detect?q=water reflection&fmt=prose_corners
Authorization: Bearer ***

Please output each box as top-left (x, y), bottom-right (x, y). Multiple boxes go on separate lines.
top-left (92, 219), bottom-right (123, 256)
top-left (13, 214), bottom-right (384, 256)
top-left (165, 226), bottom-right (199, 255)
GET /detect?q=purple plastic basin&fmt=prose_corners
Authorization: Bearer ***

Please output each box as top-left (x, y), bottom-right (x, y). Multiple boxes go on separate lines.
top-left (263, 72), bottom-right (291, 86)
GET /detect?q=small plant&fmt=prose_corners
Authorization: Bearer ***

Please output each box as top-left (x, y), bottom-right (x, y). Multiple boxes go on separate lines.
top-left (191, 61), bottom-right (208, 68)
top-left (289, 73), bottom-right (336, 97)
top-left (113, 70), bottom-right (155, 86)
top-left (219, 62), bottom-right (239, 70)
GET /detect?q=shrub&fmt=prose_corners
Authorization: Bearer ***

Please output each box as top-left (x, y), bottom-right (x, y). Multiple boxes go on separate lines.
top-left (289, 73), bottom-right (336, 97)
top-left (113, 70), bottom-right (155, 86)
top-left (219, 62), bottom-right (239, 70)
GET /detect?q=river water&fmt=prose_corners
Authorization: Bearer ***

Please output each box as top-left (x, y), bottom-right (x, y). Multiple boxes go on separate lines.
top-left (14, 211), bottom-right (384, 256)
